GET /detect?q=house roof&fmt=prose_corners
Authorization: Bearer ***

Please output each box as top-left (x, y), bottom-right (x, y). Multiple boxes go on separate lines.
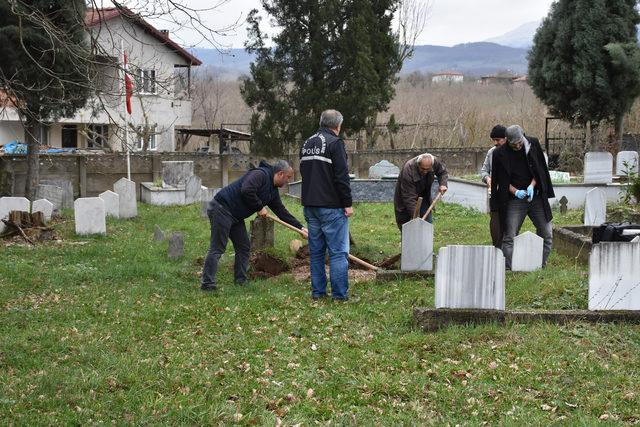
top-left (85, 8), bottom-right (202, 66)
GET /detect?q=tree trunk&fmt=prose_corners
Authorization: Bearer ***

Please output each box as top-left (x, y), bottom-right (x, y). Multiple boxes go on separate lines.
top-left (614, 113), bottom-right (625, 152)
top-left (24, 116), bottom-right (41, 200)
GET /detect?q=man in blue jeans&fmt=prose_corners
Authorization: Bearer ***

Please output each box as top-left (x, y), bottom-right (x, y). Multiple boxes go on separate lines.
top-left (300, 110), bottom-right (353, 301)
top-left (490, 125), bottom-right (555, 270)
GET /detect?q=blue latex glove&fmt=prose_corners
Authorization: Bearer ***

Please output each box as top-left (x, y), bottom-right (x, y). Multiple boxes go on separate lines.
top-left (514, 189), bottom-right (527, 199)
top-left (527, 185), bottom-right (534, 202)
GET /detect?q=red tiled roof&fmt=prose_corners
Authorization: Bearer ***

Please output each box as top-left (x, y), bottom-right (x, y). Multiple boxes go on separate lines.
top-left (85, 8), bottom-right (202, 66)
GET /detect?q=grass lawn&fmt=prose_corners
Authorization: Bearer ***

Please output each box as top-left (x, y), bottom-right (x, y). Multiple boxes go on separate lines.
top-left (1, 197), bottom-right (638, 425)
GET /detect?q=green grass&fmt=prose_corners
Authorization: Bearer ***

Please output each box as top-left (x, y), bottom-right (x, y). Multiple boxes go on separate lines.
top-left (1, 198), bottom-right (638, 424)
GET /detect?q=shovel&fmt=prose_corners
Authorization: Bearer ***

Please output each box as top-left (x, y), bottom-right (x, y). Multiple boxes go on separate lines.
top-left (266, 213), bottom-right (378, 271)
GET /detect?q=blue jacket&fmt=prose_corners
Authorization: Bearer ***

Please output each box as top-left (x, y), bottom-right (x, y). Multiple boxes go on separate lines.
top-left (214, 161), bottom-right (303, 228)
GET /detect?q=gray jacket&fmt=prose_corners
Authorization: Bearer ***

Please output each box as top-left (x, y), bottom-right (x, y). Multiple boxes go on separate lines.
top-left (480, 146), bottom-right (497, 183)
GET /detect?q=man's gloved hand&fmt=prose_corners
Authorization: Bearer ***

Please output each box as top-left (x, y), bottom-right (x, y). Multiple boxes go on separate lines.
top-left (514, 189), bottom-right (527, 200)
top-left (526, 185), bottom-right (535, 202)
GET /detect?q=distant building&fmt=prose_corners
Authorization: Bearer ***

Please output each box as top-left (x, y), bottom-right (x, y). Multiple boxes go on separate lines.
top-left (512, 75), bottom-right (529, 86)
top-left (431, 71), bottom-right (464, 84)
top-left (480, 72), bottom-right (526, 86)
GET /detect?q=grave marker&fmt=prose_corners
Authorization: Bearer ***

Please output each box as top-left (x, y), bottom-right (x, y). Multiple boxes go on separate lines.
top-left (74, 198), bottom-right (106, 235)
top-left (584, 188), bottom-right (606, 226)
top-left (114, 178), bottom-right (137, 219)
top-left (401, 218), bottom-right (434, 271)
top-left (99, 190), bottom-right (120, 218)
top-left (511, 231), bottom-right (544, 272)
top-left (588, 241), bottom-right (640, 310)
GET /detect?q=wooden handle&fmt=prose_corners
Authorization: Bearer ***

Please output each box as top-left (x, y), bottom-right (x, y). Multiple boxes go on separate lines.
top-left (412, 197), bottom-right (423, 219)
top-left (421, 192), bottom-right (443, 221)
top-left (266, 213), bottom-right (379, 271)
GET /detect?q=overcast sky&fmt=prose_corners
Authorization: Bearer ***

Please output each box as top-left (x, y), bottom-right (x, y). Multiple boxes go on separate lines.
top-left (135, 0), bottom-right (556, 49)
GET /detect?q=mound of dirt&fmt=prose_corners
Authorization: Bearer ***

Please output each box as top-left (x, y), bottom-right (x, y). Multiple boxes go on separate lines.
top-left (250, 251), bottom-right (291, 278)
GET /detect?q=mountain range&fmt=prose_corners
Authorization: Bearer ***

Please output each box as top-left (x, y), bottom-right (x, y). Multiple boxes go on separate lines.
top-left (192, 20), bottom-right (543, 79)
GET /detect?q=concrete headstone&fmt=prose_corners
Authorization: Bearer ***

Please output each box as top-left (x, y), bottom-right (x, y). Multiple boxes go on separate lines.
top-left (559, 196), bottom-right (568, 215)
top-left (185, 175), bottom-right (202, 205)
top-left (511, 231), bottom-right (544, 272)
top-left (584, 188), bottom-right (607, 226)
top-left (162, 161), bottom-right (194, 188)
top-left (583, 152), bottom-right (613, 184)
top-left (31, 199), bottom-right (54, 221)
top-left (615, 151), bottom-right (639, 176)
top-left (250, 216), bottom-right (275, 252)
top-left (588, 241), bottom-right (640, 310)
top-left (632, 236), bottom-right (640, 243)
top-left (0, 196), bottom-right (31, 234)
top-left (74, 197), bottom-right (106, 235)
top-left (368, 160), bottom-right (400, 179)
top-left (41, 179), bottom-right (73, 209)
top-left (99, 190), bottom-right (120, 218)
top-left (154, 225), bottom-right (165, 241)
top-left (113, 178), bottom-right (137, 219)
top-left (401, 218), bottom-right (434, 271)
top-left (36, 184), bottom-right (63, 214)
top-left (435, 245), bottom-right (505, 310)
top-left (168, 232), bottom-right (184, 259)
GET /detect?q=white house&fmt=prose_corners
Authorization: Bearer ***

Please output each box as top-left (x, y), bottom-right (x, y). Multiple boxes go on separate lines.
top-left (431, 72), bottom-right (464, 84)
top-left (0, 7), bottom-right (201, 152)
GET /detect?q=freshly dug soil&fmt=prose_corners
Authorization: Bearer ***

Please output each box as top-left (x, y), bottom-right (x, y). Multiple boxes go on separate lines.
top-left (250, 251), bottom-right (290, 278)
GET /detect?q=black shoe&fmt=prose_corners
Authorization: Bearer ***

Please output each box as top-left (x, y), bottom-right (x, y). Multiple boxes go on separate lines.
top-left (201, 283), bottom-right (218, 292)
top-left (312, 294), bottom-right (327, 301)
top-left (234, 280), bottom-right (248, 286)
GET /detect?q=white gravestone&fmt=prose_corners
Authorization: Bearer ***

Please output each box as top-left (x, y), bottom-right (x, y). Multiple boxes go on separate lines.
top-left (36, 184), bottom-right (63, 214)
top-left (114, 178), bottom-right (137, 219)
top-left (584, 188), bottom-right (607, 226)
top-left (583, 152), bottom-right (613, 184)
top-left (31, 199), bottom-right (54, 221)
top-left (368, 160), bottom-right (400, 179)
top-left (588, 241), bottom-right (640, 310)
top-left (401, 218), bottom-right (434, 271)
top-left (74, 198), bottom-right (106, 235)
top-left (549, 171), bottom-right (571, 183)
top-left (435, 245), bottom-right (505, 310)
top-left (162, 161), bottom-right (194, 188)
top-left (511, 231), bottom-right (544, 272)
top-left (185, 175), bottom-right (203, 205)
top-left (615, 151), bottom-right (639, 176)
top-left (0, 196), bottom-right (31, 234)
top-left (99, 190), bottom-right (120, 218)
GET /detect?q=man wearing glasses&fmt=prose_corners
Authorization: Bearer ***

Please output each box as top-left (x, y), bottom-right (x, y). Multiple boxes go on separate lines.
top-left (394, 152), bottom-right (449, 229)
top-left (490, 125), bottom-right (555, 270)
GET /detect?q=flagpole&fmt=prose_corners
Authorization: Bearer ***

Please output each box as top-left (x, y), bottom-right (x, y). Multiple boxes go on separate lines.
top-left (121, 39), bottom-right (131, 180)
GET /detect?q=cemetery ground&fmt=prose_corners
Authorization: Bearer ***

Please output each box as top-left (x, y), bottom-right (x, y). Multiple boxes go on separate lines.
top-left (1, 199), bottom-right (639, 425)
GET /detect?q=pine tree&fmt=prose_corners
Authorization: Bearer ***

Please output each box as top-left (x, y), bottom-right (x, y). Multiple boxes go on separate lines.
top-left (240, 0), bottom-right (403, 156)
top-left (0, 0), bottom-right (92, 198)
top-left (528, 0), bottom-right (640, 142)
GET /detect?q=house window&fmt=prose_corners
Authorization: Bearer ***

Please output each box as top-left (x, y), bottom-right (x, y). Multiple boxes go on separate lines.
top-left (134, 68), bottom-right (156, 94)
top-left (135, 130), bottom-right (157, 151)
top-left (86, 124), bottom-right (109, 149)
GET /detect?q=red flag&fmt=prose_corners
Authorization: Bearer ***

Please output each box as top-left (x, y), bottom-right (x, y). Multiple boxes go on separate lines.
top-left (124, 52), bottom-right (133, 114)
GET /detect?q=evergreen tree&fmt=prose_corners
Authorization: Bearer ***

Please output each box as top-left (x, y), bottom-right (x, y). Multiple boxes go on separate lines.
top-left (240, 0), bottom-right (403, 156)
top-left (0, 0), bottom-right (92, 198)
top-left (528, 0), bottom-right (640, 141)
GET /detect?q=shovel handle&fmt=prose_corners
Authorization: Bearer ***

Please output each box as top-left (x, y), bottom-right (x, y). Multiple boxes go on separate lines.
top-left (412, 197), bottom-right (423, 219)
top-left (266, 213), bottom-right (378, 271)
top-left (421, 192), bottom-right (443, 221)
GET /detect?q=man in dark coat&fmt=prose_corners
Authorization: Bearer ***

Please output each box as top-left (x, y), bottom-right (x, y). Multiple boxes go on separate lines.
top-left (394, 153), bottom-right (449, 229)
top-left (490, 125), bottom-right (555, 269)
top-left (200, 160), bottom-right (307, 291)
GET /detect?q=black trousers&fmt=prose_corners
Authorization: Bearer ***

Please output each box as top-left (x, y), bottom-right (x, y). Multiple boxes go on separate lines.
top-left (490, 210), bottom-right (502, 248)
top-left (201, 201), bottom-right (250, 286)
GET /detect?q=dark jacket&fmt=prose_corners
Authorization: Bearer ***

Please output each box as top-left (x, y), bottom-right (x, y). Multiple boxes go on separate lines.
top-left (490, 136), bottom-right (555, 223)
top-left (214, 160), bottom-right (303, 228)
top-left (299, 127), bottom-right (352, 208)
top-left (394, 155), bottom-right (449, 227)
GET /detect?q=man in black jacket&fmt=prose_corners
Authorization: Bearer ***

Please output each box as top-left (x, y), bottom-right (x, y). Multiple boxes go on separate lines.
top-left (490, 125), bottom-right (555, 270)
top-left (200, 160), bottom-right (307, 291)
top-left (300, 109), bottom-right (353, 301)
